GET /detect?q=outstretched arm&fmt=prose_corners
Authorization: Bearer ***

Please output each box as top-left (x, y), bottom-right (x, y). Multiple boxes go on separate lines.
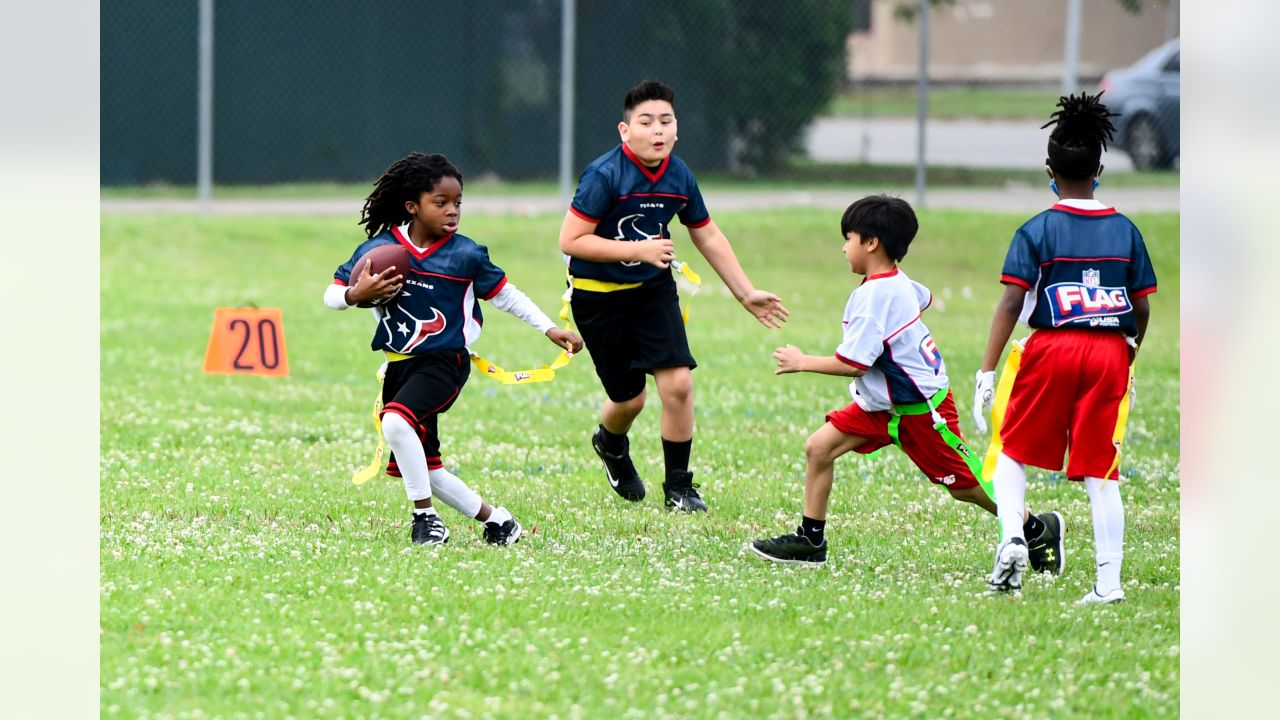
top-left (488, 282), bottom-right (584, 353)
top-left (688, 220), bottom-right (789, 328)
top-left (773, 344), bottom-right (865, 377)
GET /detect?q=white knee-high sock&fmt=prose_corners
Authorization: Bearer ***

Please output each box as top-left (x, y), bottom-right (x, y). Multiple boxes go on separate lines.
top-left (1084, 477), bottom-right (1125, 593)
top-left (993, 452), bottom-right (1028, 544)
top-left (428, 467), bottom-right (483, 519)
top-left (381, 413), bottom-right (431, 502)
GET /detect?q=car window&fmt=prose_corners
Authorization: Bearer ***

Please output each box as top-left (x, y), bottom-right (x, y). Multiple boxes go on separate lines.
top-left (1163, 52), bottom-right (1179, 73)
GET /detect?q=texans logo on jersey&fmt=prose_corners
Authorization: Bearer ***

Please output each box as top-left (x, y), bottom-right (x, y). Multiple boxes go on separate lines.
top-left (917, 335), bottom-right (943, 375)
top-left (1045, 281), bottom-right (1131, 327)
top-left (615, 214), bottom-right (665, 267)
top-left (383, 306), bottom-right (447, 353)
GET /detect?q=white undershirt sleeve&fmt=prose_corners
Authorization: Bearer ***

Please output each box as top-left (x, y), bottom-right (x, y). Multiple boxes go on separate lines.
top-left (488, 282), bottom-right (557, 334)
top-left (324, 283), bottom-right (353, 310)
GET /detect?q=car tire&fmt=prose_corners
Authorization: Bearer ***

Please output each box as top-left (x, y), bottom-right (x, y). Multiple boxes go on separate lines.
top-left (1126, 115), bottom-right (1168, 170)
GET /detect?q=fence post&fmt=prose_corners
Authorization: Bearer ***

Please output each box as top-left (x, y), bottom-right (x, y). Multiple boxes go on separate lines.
top-left (197, 0), bottom-right (214, 210)
top-left (1063, 0), bottom-right (1082, 95)
top-left (558, 0), bottom-right (576, 209)
top-left (914, 0), bottom-right (929, 209)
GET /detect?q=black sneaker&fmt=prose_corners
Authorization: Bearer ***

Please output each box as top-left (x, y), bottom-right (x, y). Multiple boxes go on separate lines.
top-left (749, 529), bottom-right (827, 566)
top-left (592, 428), bottom-right (645, 502)
top-left (662, 470), bottom-right (708, 512)
top-left (410, 512), bottom-right (449, 546)
top-left (482, 508), bottom-right (523, 546)
top-left (1027, 511), bottom-right (1066, 575)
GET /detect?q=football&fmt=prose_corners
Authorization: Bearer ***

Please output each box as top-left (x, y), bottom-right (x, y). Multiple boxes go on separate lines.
top-left (350, 243), bottom-right (411, 308)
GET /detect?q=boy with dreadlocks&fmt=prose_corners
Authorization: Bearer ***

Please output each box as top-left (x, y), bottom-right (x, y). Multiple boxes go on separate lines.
top-left (974, 93), bottom-right (1157, 601)
top-left (558, 80), bottom-right (789, 512)
top-left (325, 152), bottom-right (583, 547)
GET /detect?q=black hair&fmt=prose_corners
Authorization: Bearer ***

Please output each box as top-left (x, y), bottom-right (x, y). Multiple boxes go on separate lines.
top-left (359, 152), bottom-right (463, 238)
top-left (839, 195), bottom-right (918, 263)
top-left (623, 80), bottom-right (675, 122)
top-left (1042, 91), bottom-right (1119, 181)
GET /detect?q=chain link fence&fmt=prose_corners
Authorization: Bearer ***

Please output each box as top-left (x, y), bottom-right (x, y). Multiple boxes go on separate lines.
top-left (102, 0), bottom-right (1177, 190)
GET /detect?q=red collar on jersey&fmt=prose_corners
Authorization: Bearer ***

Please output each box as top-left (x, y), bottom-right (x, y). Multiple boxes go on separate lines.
top-left (622, 143), bottom-right (670, 184)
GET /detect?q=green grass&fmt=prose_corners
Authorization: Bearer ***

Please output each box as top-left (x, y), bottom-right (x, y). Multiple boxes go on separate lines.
top-left (101, 208), bottom-right (1180, 718)
top-left (826, 85), bottom-right (1070, 120)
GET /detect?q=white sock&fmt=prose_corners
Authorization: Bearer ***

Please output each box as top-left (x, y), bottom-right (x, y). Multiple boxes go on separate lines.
top-left (382, 413), bottom-right (432, 504)
top-left (486, 506), bottom-right (512, 526)
top-left (428, 467), bottom-right (483, 519)
top-left (412, 506), bottom-right (438, 517)
top-left (993, 452), bottom-right (1028, 544)
top-left (1084, 476), bottom-right (1125, 593)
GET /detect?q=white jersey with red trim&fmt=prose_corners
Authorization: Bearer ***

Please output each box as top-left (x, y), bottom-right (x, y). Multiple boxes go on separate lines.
top-left (835, 268), bottom-right (947, 412)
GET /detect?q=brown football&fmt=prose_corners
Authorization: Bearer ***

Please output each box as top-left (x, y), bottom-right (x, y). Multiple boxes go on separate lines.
top-left (350, 243), bottom-right (411, 308)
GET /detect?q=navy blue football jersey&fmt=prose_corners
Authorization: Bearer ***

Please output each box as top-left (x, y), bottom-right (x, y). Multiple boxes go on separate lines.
top-left (567, 144), bottom-right (711, 284)
top-left (333, 224), bottom-right (507, 353)
top-left (1000, 200), bottom-right (1157, 335)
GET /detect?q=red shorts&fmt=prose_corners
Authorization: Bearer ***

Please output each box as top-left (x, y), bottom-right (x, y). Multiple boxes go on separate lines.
top-left (825, 391), bottom-right (979, 489)
top-left (1000, 329), bottom-right (1129, 480)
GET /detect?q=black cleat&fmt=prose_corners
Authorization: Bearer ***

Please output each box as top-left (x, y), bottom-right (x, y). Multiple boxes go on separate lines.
top-left (1027, 511), bottom-right (1066, 575)
top-left (592, 428), bottom-right (645, 502)
top-left (482, 509), bottom-right (523, 546)
top-left (749, 529), bottom-right (827, 566)
top-left (411, 512), bottom-right (450, 546)
top-left (663, 470), bottom-right (708, 512)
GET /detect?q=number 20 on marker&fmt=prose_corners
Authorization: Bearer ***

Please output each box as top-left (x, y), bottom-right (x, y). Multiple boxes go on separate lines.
top-left (203, 307), bottom-right (289, 377)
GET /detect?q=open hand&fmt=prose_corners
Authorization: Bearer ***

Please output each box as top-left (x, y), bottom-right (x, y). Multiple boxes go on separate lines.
top-left (743, 290), bottom-right (789, 329)
top-left (546, 327), bottom-right (584, 354)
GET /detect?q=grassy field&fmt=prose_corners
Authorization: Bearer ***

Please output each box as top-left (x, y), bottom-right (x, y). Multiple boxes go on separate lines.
top-left (826, 86), bottom-right (1071, 120)
top-left (101, 206), bottom-right (1180, 718)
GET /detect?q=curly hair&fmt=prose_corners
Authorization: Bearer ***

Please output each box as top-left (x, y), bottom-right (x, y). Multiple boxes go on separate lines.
top-left (359, 153), bottom-right (463, 238)
top-left (1042, 91), bottom-right (1120, 181)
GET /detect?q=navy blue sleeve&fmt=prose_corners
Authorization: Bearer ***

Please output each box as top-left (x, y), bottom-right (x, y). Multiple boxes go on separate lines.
top-left (1127, 224), bottom-right (1158, 297)
top-left (333, 239), bottom-right (381, 285)
top-left (677, 171), bottom-right (711, 228)
top-left (569, 167), bottom-right (614, 224)
top-left (999, 224), bottom-right (1040, 290)
top-left (472, 244), bottom-right (508, 300)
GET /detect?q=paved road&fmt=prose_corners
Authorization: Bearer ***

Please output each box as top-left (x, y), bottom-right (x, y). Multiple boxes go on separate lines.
top-left (805, 117), bottom-right (1137, 172)
top-left (102, 185), bottom-right (1178, 217)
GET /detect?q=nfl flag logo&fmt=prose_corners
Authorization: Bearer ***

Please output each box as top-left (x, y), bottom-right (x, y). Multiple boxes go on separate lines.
top-left (1082, 269), bottom-right (1100, 287)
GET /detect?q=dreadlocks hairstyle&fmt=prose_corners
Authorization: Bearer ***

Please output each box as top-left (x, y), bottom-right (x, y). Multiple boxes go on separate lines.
top-left (623, 80), bottom-right (675, 122)
top-left (1042, 91), bottom-right (1120, 181)
top-left (359, 153), bottom-right (463, 238)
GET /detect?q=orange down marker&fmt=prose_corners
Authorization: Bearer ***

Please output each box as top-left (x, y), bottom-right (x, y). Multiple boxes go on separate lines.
top-left (203, 307), bottom-right (290, 377)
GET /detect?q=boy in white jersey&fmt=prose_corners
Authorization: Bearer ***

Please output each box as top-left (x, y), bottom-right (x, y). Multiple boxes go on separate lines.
top-left (751, 196), bottom-right (1059, 567)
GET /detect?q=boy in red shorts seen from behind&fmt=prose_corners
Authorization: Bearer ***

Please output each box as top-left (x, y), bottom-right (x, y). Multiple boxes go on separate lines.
top-left (974, 93), bottom-right (1157, 603)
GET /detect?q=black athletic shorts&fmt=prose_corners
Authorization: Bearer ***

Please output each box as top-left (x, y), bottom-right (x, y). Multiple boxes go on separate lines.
top-left (570, 271), bottom-right (697, 403)
top-left (380, 348), bottom-right (470, 476)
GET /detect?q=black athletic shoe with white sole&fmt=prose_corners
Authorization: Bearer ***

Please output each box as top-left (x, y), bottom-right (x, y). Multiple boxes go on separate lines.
top-left (592, 428), bottom-right (645, 502)
top-left (1027, 511), bottom-right (1066, 575)
top-left (483, 512), bottom-right (523, 546)
top-left (662, 470), bottom-right (708, 512)
top-left (750, 529), bottom-right (827, 566)
top-left (411, 513), bottom-right (450, 546)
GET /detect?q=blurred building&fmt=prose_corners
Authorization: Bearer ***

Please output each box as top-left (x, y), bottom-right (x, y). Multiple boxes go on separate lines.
top-left (846, 0), bottom-right (1180, 83)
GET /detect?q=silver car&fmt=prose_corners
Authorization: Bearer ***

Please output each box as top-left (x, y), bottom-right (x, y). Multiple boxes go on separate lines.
top-left (1100, 38), bottom-right (1180, 170)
